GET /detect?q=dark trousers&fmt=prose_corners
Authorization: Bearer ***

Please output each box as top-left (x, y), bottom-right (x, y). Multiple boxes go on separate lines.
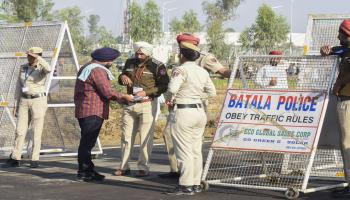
top-left (78, 116), bottom-right (104, 172)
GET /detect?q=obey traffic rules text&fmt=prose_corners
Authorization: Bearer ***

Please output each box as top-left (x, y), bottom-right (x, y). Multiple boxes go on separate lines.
top-left (212, 89), bottom-right (327, 153)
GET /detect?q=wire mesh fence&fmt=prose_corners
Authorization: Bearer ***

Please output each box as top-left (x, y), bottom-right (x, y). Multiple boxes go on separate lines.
top-left (202, 55), bottom-right (343, 198)
top-left (0, 22), bottom-right (99, 157)
top-left (305, 14), bottom-right (350, 54)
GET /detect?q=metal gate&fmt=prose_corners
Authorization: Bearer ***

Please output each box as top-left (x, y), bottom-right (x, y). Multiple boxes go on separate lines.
top-left (0, 22), bottom-right (102, 157)
top-left (202, 55), bottom-right (346, 199)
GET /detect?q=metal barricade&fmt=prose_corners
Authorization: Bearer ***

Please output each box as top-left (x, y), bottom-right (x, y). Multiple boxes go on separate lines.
top-left (0, 22), bottom-right (102, 157)
top-left (202, 55), bottom-right (346, 199)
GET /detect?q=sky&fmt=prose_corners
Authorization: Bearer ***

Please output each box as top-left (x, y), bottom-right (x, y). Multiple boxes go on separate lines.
top-left (53, 0), bottom-right (350, 35)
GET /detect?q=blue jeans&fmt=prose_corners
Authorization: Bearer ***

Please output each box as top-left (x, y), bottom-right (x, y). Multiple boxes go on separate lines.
top-left (77, 116), bottom-right (104, 171)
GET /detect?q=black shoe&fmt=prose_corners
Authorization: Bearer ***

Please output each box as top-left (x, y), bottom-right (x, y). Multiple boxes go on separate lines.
top-left (29, 161), bottom-right (39, 168)
top-left (77, 170), bottom-right (105, 182)
top-left (158, 172), bottom-right (180, 179)
top-left (2, 158), bottom-right (20, 168)
top-left (193, 185), bottom-right (203, 193)
top-left (332, 186), bottom-right (350, 198)
top-left (91, 170), bottom-right (105, 181)
top-left (166, 185), bottom-right (194, 195)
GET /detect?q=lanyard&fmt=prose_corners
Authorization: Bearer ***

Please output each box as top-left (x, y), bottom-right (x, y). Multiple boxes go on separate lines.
top-left (24, 66), bottom-right (35, 84)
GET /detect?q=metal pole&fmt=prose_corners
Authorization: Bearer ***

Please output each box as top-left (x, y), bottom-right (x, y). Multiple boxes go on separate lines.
top-left (290, 0), bottom-right (294, 54)
top-left (162, 0), bottom-right (174, 33)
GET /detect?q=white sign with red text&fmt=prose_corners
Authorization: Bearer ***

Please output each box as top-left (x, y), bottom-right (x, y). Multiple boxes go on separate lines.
top-left (212, 89), bottom-right (327, 153)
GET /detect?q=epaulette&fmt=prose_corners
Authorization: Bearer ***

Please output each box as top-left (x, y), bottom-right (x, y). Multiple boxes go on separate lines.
top-left (151, 58), bottom-right (164, 67)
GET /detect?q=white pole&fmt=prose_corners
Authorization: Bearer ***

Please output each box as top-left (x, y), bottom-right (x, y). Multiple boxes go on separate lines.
top-left (290, 0), bottom-right (294, 54)
top-left (162, 0), bottom-right (174, 33)
top-left (166, 7), bottom-right (177, 32)
top-left (162, 4), bottom-right (165, 32)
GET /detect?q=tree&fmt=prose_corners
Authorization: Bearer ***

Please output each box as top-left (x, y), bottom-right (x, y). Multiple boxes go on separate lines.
top-left (225, 27), bottom-right (235, 32)
top-left (85, 14), bottom-right (119, 50)
top-left (129, 0), bottom-right (161, 43)
top-left (88, 14), bottom-right (100, 36)
top-left (239, 4), bottom-right (289, 54)
top-left (203, 0), bottom-right (242, 61)
top-left (55, 6), bottom-right (86, 54)
top-left (97, 26), bottom-right (118, 47)
top-left (169, 10), bottom-right (202, 34)
top-left (169, 17), bottom-right (184, 33)
top-left (0, 0), bottom-right (54, 22)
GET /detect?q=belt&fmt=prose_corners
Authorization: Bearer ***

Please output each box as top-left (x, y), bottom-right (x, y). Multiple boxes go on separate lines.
top-left (176, 104), bottom-right (202, 109)
top-left (140, 99), bottom-right (152, 103)
top-left (22, 93), bottom-right (46, 99)
top-left (339, 96), bottom-right (350, 102)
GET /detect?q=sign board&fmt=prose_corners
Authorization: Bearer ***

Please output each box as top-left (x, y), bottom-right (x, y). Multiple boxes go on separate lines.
top-left (212, 89), bottom-right (327, 153)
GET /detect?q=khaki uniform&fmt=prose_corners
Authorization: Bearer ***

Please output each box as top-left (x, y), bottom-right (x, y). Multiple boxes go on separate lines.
top-left (335, 51), bottom-right (350, 183)
top-left (165, 61), bottom-right (216, 186)
top-left (11, 57), bottom-right (51, 161)
top-left (163, 53), bottom-right (223, 173)
top-left (118, 57), bottom-right (169, 172)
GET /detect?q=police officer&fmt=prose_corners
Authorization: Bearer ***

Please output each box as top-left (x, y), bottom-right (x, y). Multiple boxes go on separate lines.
top-left (159, 33), bottom-right (229, 179)
top-left (321, 19), bottom-right (350, 197)
top-left (114, 41), bottom-right (169, 177)
top-left (4, 47), bottom-right (51, 168)
top-left (165, 42), bottom-right (216, 195)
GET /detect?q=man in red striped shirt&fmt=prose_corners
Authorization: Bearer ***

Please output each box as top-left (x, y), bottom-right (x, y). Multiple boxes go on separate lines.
top-left (74, 47), bottom-right (133, 182)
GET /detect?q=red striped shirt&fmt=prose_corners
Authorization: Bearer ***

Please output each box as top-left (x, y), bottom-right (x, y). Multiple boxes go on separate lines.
top-left (74, 65), bottom-right (123, 119)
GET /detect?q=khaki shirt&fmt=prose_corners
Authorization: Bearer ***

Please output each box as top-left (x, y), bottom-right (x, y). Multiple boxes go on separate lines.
top-left (165, 61), bottom-right (216, 104)
top-left (196, 53), bottom-right (224, 73)
top-left (118, 57), bottom-right (169, 98)
top-left (15, 57), bottom-right (51, 104)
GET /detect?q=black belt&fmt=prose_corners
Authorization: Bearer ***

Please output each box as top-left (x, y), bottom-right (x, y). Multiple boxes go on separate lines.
top-left (176, 104), bottom-right (202, 109)
top-left (339, 96), bottom-right (350, 102)
top-left (22, 93), bottom-right (46, 99)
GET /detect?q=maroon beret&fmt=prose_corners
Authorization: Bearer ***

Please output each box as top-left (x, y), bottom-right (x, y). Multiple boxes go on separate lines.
top-left (176, 33), bottom-right (200, 45)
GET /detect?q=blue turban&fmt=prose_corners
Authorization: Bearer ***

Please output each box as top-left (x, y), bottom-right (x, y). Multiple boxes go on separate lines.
top-left (91, 47), bottom-right (121, 62)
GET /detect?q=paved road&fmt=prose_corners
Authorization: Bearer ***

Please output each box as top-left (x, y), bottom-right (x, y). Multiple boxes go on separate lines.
top-left (0, 144), bottom-right (347, 200)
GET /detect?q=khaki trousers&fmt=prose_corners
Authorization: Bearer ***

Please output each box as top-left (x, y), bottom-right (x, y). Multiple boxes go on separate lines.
top-left (119, 100), bottom-right (157, 172)
top-left (337, 100), bottom-right (350, 183)
top-left (162, 99), bottom-right (209, 173)
top-left (11, 96), bottom-right (48, 161)
top-left (172, 106), bottom-right (207, 186)
top-left (162, 110), bottom-right (178, 172)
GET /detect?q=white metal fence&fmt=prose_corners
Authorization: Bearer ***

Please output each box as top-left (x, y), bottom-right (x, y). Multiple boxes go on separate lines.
top-left (0, 22), bottom-right (102, 158)
top-left (305, 14), bottom-right (350, 55)
top-left (202, 55), bottom-right (345, 199)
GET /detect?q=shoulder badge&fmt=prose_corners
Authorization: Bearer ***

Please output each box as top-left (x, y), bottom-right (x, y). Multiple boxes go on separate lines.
top-left (172, 68), bottom-right (181, 78)
top-left (210, 57), bottom-right (218, 63)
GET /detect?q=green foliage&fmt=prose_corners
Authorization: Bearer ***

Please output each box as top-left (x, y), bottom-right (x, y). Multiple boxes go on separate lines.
top-left (169, 10), bottom-right (202, 34)
top-left (86, 14), bottom-right (119, 51)
top-left (129, 0), bottom-right (161, 43)
top-left (239, 4), bottom-right (289, 54)
top-left (0, 0), bottom-right (54, 22)
top-left (207, 20), bottom-right (231, 61)
top-left (169, 17), bottom-right (183, 33)
top-left (97, 26), bottom-right (118, 47)
top-left (88, 14), bottom-right (100, 37)
top-left (203, 0), bottom-right (242, 62)
top-left (54, 6), bottom-right (86, 54)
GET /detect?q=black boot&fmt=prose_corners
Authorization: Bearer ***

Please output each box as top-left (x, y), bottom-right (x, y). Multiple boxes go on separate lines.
top-left (166, 185), bottom-right (194, 195)
top-left (2, 157), bottom-right (20, 168)
top-left (29, 161), bottom-right (39, 168)
top-left (158, 172), bottom-right (180, 179)
top-left (77, 164), bottom-right (104, 182)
